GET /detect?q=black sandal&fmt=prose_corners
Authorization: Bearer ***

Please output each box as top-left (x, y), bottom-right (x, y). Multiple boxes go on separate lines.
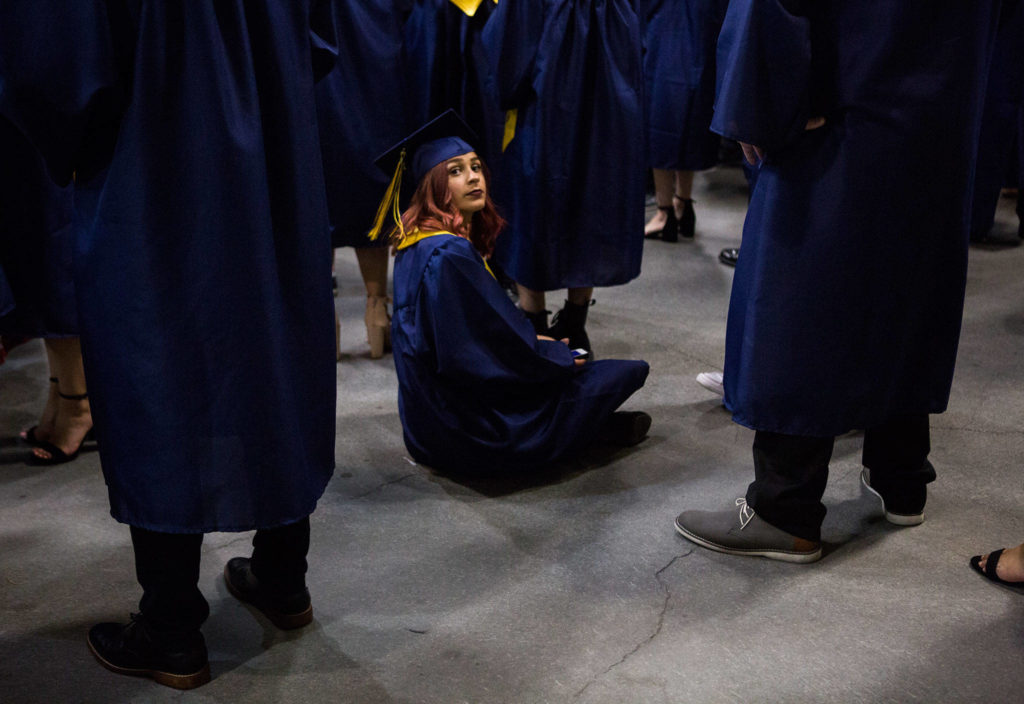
top-left (674, 194), bottom-right (695, 240)
top-left (644, 206), bottom-right (677, 241)
top-left (27, 390), bottom-right (94, 466)
top-left (20, 377), bottom-right (58, 446)
top-left (969, 548), bottom-right (1024, 593)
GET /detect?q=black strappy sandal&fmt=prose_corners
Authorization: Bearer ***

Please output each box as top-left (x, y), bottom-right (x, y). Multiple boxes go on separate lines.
top-left (644, 206), bottom-right (677, 241)
top-left (28, 390), bottom-right (95, 466)
top-left (20, 377), bottom-right (59, 446)
top-left (969, 549), bottom-right (1024, 593)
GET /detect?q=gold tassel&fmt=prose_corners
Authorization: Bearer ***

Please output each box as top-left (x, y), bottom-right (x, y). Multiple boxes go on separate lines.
top-left (368, 148), bottom-right (406, 242)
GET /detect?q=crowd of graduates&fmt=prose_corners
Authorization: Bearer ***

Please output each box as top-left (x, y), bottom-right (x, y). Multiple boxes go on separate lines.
top-left (0, 0), bottom-right (1023, 691)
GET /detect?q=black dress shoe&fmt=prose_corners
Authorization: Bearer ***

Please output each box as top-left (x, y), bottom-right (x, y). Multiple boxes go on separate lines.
top-left (87, 614), bottom-right (210, 690)
top-left (606, 411), bottom-right (652, 447)
top-left (719, 248), bottom-right (739, 267)
top-left (224, 557), bottom-right (313, 630)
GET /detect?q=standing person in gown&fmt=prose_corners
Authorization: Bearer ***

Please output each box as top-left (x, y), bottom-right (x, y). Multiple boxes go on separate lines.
top-left (642, 0), bottom-right (729, 242)
top-left (379, 111), bottom-right (650, 476)
top-left (971, 0), bottom-right (1024, 244)
top-left (673, 0), bottom-right (1008, 563)
top-left (403, 0), bottom-right (504, 165)
top-left (0, 1), bottom-right (338, 688)
top-left (0, 117), bottom-right (95, 465)
top-left (317, 0), bottom-right (412, 359)
top-left (482, 0), bottom-right (646, 353)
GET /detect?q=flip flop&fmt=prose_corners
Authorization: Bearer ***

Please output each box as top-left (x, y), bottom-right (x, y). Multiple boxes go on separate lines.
top-left (969, 548), bottom-right (1024, 593)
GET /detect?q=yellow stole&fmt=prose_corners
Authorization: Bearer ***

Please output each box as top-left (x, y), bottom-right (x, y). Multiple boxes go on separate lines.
top-left (397, 230), bottom-right (496, 280)
top-left (449, 0), bottom-right (498, 17)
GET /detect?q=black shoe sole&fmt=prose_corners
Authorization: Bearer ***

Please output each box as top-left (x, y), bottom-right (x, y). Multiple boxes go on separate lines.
top-left (87, 636), bottom-right (211, 690)
top-left (224, 564), bottom-right (313, 630)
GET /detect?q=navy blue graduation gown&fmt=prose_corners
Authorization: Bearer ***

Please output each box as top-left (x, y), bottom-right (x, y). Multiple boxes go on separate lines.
top-left (643, 0), bottom-right (728, 171)
top-left (391, 232), bottom-right (648, 474)
top-left (0, 1), bottom-right (338, 532)
top-left (317, 0), bottom-right (411, 248)
top-left (483, 0), bottom-right (646, 291)
top-left (403, 0), bottom-right (505, 164)
top-left (715, 0), bottom-right (1004, 437)
top-left (0, 117), bottom-right (77, 337)
top-left (971, 1), bottom-right (1024, 240)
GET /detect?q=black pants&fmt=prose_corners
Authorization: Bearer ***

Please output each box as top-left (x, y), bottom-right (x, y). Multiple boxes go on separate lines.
top-left (130, 516), bottom-right (311, 635)
top-left (745, 415), bottom-right (937, 542)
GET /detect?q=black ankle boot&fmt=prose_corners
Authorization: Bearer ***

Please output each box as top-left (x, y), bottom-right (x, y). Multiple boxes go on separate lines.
top-left (645, 206), bottom-right (676, 241)
top-left (522, 308), bottom-right (550, 336)
top-left (676, 197), bottom-right (695, 240)
top-left (87, 613), bottom-right (210, 690)
top-left (224, 557), bottom-right (313, 630)
top-left (548, 299), bottom-right (592, 355)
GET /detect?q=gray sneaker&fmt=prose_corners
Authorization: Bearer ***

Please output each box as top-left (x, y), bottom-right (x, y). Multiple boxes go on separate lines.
top-left (860, 469), bottom-right (925, 526)
top-left (674, 498), bottom-right (822, 563)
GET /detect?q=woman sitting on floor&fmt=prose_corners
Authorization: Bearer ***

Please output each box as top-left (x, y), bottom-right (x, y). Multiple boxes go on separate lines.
top-left (377, 112), bottom-right (650, 476)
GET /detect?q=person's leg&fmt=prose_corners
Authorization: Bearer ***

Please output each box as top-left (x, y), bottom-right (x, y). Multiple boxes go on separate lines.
top-left (356, 246), bottom-right (391, 359)
top-left (518, 285), bottom-right (549, 335)
top-left (644, 169), bottom-right (676, 237)
top-left (131, 527), bottom-right (209, 634)
top-left (745, 431), bottom-right (835, 542)
top-left (674, 170), bottom-right (696, 239)
top-left (550, 287), bottom-right (593, 353)
top-left (21, 340), bottom-right (59, 443)
top-left (87, 528), bottom-right (210, 689)
top-left (861, 413), bottom-right (936, 520)
top-left (31, 337), bottom-right (94, 461)
top-left (224, 516), bottom-right (313, 629)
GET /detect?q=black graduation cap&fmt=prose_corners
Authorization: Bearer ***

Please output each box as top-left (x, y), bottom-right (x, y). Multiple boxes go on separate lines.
top-left (368, 110), bottom-right (480, 241)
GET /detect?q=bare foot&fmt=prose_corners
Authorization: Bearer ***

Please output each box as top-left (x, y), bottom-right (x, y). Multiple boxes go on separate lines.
top-left (31, 395), bottom-right (92, 461)
top-left (977, 542), bottom-right (1024, 582)
top-left (644, 208), bottom-right (668, 236)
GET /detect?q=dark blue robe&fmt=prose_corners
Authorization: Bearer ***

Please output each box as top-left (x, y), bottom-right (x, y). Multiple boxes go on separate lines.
top-left (971, 1), bottom-right (1024, 241)
top-left (643, 0), bottom-right (729, 171)
top-left (403, 0), bottom-right (504, 164)
top-left (391, 232), bottom-right (648, 474)
top-left (0, 1), bottom-right (338, 532)
top-left (317, 0), bottom-right (411, 248)
top-left (483, 0), bottom-right (646, 291)
top-left (715, 0), bottom-right (1004, 437)
top-left (0, 117), bottom-right (77, 337)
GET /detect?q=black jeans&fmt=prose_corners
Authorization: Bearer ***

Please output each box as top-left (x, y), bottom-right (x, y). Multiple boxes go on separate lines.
top-left (130, 516), bottom-right (311, 635)
top-left (745, 415), bottom-right (936, 542)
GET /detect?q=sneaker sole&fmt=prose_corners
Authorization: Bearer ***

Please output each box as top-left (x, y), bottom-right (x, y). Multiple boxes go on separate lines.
top-left (674, 518), bottom-right (822, 564)
top-left (860, 469), bottom-right (925, 526)
top-left (87, 636), bottom-right (211, 690)
top-left (223, 564), bottom-right (314, 630)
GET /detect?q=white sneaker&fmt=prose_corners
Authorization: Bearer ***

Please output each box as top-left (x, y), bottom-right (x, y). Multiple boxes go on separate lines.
top-left (696, 371), bottom-right (724, 397)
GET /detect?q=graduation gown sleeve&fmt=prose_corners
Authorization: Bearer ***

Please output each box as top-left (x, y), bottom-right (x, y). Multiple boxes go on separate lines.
top-left (419, 238), bottom-right (577, 389)
top-left (0, 1), bottom-right (126, 185)
top-left (710, 0), bottom-right (812, 153)
top-left (481, 0), bottom-right (546, 109)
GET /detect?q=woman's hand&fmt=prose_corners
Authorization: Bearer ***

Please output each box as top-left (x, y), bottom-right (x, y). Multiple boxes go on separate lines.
top-left (536, 334), bottom-right (586, 365)
top-left (740, 117), bottom-right (826, 166)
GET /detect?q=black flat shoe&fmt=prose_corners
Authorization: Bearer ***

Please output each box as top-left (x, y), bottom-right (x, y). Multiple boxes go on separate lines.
top-left (644, 206), bottom-right (676, 241)
top-left (719, 248), bottom-right (739, 267)
top-left (224, 557), bottom-right (313, 630)
top-left (88, 614), bottom-right (210, 690)
top-left (969, 549), bottom-right (1024, 593)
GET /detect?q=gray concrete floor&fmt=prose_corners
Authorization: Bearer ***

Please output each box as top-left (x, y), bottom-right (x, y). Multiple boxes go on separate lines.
top-left (2, 167), bottom-right (1023, 703)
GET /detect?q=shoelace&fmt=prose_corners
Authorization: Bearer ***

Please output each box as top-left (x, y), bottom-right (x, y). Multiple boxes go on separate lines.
top-left (735, 497), bottom-right (755, 529)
